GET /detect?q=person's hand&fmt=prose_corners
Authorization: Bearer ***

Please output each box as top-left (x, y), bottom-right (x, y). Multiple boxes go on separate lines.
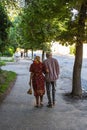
top-left (46, 69), bottom-right (49, 73)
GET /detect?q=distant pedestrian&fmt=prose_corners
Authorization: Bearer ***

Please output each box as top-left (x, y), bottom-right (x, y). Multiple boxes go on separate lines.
top-left (29, 56), bottom-right (46, 107)
top-left (34, 53), bottom-right (36, 59)
top-left (14, 51), bottom-right (20, 62)
top-left (21, 51), bottom-right (23, 58)
top-left (43, 52), bottom-right (60, 108)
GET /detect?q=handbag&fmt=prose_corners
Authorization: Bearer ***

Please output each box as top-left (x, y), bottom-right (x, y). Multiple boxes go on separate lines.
top-left (27, 88), bottom-right (32, 95)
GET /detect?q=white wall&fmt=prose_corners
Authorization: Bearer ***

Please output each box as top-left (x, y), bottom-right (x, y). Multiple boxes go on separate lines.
top-left (51, 42), bottom-right (87, 58)
top-left (83, 44), bottom-right (87, 58)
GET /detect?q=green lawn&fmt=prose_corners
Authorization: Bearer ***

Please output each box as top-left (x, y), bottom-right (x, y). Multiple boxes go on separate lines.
top-left (0, 70), bottom-right (17, 95)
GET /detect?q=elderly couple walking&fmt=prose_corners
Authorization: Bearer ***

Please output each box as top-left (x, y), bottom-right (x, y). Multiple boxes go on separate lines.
top-left (29, 52), bottom-right (60, 108)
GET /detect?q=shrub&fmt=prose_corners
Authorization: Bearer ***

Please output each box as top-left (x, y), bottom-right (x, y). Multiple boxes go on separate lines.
top-left (0, 61), bottom-right (6, 71)
top-left (3, 47), bottom-right (14, 57)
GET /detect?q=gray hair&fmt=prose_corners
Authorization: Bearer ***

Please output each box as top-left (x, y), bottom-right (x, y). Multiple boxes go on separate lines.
top-left (46, 52), bottom-right (52, 58)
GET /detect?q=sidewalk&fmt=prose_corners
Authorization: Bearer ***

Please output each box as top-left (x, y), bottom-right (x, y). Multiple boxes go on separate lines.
top-left (0, 57), bottom-right (87, 130)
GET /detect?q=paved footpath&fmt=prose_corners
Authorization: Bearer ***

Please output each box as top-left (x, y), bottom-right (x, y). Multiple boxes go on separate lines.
top-left (0, 56), bottom-right (87, 130)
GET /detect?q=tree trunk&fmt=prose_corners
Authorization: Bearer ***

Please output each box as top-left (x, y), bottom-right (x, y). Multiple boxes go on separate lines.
top-left (31, 49), bottom-right (33, 59)
top-left (72, 43), bottom-right (83, 96)
top-left (42, 50), bottom-right (45, 61)
top-left (72, 2), bottom-right (87, 97)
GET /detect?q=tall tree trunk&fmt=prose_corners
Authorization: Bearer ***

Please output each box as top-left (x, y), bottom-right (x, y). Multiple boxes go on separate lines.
top-left (72, 43), bottom-right (83, 96)
top-left (72, 2), bottom-right (87, 97)
top-left (42, 50), bottom-right (45, 61)
top-left (31, 48), bottom-right (33, 59)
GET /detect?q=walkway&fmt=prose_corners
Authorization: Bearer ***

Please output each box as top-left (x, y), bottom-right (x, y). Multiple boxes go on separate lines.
top-left (0, 56), bottom-right (87, 130)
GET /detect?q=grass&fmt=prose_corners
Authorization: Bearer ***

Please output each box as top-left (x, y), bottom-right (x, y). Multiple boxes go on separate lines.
top-left (0, 70), bottom-right (17, 95)
top-left (0, 61), bottom-right (6, 66)
top-left (1, 59), bottom-right (14, 62)
top-left (0, 58), bottom-right (14, 63)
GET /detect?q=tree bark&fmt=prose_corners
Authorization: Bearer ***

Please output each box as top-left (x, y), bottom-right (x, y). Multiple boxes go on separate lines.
top-left (42, 50), bottom-right (45, 61)
top-left (31, 48), bottom-right (33, 59)
top-left (72, 2), bottom-right (87, 97)
top-left (72, 43), bottom-right (83, 96)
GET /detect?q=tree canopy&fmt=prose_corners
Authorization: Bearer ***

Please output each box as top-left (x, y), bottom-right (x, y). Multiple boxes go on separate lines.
top-left (0, 2), bottom-right (12, 54)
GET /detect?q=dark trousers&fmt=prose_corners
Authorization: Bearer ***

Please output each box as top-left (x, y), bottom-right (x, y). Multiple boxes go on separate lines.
top-left (46, 81), bottom-right (56, 105)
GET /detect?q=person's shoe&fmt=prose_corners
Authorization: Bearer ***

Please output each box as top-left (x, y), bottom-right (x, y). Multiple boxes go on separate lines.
top-left (40, 102), bottom-right (43, 107)
top-left (34, 104), bottom-right (39, 108)
top-left (53, 102), bottom-right (55, 106)
top-left (47, 104), bottom-right (52, 108)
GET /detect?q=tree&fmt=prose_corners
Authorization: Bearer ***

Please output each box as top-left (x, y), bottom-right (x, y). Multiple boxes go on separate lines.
top-left (8, 16), bottom-right (21, 52)
top-left (18, 2), bottom-right (54, 59)
top-left (0, 0), bottom-right (22, 54)
top-left (54, 0), bottom-right (87, 97)
top-left (0, 3), bottom-right (12, 54)
top-left (72, 1), bottom-right (87, 96)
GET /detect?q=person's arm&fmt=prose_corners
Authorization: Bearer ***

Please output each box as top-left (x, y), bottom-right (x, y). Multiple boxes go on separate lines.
top-left (56, 60), bottom-right (60, 76)
top-left (43, 62), bottom-right (49, 74)
top-left (29, 72), bottom-right (33, 87)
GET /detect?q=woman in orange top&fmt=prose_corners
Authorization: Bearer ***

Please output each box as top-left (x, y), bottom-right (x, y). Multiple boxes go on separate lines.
top-left (29, 56), bottom-right (45, 107)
